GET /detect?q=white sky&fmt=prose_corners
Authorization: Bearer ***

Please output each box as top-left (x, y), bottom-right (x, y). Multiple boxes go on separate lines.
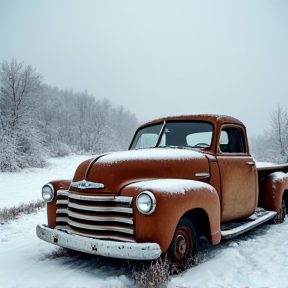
top-left (0, 0), bottom-right (287, 136)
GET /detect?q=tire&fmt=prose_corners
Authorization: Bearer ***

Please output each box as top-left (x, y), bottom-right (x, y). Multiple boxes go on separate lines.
top-left (167, 218), bottom-right (198, 266)
top-left (274, 199), bottom-right (286, 224)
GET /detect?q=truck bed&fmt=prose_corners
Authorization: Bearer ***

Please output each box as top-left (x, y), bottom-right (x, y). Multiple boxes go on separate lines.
top-left (256, 162), bottom-right (288, 180)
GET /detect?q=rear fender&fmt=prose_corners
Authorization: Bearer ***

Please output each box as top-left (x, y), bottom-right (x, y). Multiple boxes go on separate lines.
top-left (121, 179), bottom-right (221, 253)
top-left (259, 172), bottom-right (288, 214)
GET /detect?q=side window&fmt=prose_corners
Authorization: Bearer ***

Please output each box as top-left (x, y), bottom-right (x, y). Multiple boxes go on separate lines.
top-left (219, 127), bottom-right (246, 153)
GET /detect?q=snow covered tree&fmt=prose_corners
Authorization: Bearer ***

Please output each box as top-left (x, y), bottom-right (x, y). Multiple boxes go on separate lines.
top-left (0, 59), bottom-right (45, 171)
top-left (269, 104), bottom-right (288, 158)
top-left (35, 86), bottom-right (72, 157)
top-left (0, 59), bottom-right (140, 170)
top-left (33, 85), bottom-right (140, 156)
top-left (111, 105), bottom-right (139, 150)
top-left (251, 104), bottom-right (288, 164)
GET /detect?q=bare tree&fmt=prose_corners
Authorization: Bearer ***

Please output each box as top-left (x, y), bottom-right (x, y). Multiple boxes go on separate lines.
top-left (269, 104), bottom-right (288, 157)
top-left (0, 59), bottom-right (44, 171)
top-left (252, 104), bottom-right (288, 163)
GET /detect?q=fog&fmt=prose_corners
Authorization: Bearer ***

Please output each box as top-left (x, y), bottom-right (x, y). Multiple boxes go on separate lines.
top-left (0, 0), bottom-right (287, 136)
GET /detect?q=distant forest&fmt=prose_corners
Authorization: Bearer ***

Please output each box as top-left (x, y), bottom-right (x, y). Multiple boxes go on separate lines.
top-left (0, 59), bottom-right (287, 172)
top-left (0, 59), bottom-right (140, 171)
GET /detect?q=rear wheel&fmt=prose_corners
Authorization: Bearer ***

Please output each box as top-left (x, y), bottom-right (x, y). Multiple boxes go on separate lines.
top-left (274, 199), bottom-right (286, 224)
top-left (167, 218), bottom-right (198, 266)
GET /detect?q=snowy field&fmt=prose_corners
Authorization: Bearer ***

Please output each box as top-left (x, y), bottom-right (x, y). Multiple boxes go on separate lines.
top-left (1, 155), bottom-right (288, 288)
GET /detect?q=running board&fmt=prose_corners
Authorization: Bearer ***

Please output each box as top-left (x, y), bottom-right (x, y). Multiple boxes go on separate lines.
top-left (221, 210), bottom-right (277, 239)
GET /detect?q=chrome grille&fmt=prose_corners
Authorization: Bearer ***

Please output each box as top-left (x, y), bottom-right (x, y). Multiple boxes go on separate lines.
top-left (55, 190), bottom-right (134, 242)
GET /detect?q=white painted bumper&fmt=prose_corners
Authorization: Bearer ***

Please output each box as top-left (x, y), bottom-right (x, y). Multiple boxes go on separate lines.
top-left (36, 224), bottom-right (162, 260)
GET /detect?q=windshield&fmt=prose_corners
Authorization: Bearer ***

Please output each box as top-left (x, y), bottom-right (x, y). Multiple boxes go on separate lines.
top-left (130, 121), bottom-right (213, 150)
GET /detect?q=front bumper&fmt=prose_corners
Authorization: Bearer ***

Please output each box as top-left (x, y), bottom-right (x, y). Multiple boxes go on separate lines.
top-left (36, 224), bottom-right (162, 260)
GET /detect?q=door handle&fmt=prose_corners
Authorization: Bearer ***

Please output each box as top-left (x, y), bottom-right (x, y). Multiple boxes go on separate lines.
top-left (246, 161), bottom-right (255, 166)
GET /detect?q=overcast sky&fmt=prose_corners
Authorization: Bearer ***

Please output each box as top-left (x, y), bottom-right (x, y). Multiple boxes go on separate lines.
top-left (0, 0), bottom-right (287, 136)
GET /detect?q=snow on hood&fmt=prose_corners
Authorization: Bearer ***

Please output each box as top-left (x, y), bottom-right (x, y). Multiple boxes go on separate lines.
top-left (127, 179), bottom-right (216, 195)
top-left (97, 148), bottom-right (205, 164)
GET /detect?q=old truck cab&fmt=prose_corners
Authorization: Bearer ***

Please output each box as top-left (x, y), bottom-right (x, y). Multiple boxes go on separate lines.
top-left (37, 114), bottom-right (288, 266)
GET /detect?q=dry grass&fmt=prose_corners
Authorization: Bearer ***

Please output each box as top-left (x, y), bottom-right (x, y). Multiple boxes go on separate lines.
top-left (126, 256), bottom-right (172, 288)
top-left (128, 249), bottom-right (214, 288)
top-left (0, 200), bottom-right (45, 223)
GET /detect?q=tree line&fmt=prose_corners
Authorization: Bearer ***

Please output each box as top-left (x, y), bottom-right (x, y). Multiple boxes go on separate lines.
top-left (0, 59), bottom-right (140, 172)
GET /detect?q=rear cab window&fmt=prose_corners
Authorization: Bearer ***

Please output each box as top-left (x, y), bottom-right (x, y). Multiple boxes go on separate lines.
top-left (219, 126), bottom-right (246, 154)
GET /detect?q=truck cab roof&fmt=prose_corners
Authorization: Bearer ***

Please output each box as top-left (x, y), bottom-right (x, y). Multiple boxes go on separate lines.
top-left (140, 114), bottom-right (244, 129)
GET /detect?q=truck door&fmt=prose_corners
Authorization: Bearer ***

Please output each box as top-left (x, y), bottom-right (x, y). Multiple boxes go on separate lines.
top-left (216, 125), bottom-right (258, 222)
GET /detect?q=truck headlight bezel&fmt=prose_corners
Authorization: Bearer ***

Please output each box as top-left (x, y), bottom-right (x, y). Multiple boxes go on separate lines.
top-left (136, 191), bottom-right (156, 215)
top-left (42, 184), bottom-right (54, 203)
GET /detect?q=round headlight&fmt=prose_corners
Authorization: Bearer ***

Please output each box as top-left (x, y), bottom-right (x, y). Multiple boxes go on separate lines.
top-left (42, 184), bottom-right (54, 203)
top-left (136, 191), bottom-right (156, 215)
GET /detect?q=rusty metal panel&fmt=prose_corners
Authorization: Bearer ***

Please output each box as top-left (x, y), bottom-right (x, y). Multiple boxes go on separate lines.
top-left (217, 155), bottom-right (258, 222)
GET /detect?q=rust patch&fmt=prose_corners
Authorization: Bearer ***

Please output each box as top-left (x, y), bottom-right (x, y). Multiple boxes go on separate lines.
top-left (92, 245), bottom-right (97, 252)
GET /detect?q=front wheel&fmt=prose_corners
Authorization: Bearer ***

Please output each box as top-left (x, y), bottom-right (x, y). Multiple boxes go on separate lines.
top-left (167, 218), bottom-right (198, 266)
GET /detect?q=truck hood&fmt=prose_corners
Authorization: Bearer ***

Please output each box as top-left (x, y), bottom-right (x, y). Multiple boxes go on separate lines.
top-left (71, 148), bottom-right (210, 194)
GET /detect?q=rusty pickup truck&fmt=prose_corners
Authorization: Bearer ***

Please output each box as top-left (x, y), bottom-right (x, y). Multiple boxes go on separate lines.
top-left (36, 114), bottom-right (288, 265)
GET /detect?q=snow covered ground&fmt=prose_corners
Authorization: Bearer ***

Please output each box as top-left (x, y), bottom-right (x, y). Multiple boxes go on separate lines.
top-left (1, 155), bottom-right (288, 288)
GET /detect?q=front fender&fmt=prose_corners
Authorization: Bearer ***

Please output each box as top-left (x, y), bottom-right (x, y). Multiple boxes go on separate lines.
top-left (121, 179), bottom-right (221, 253)
top-left (259, 172), bottom-right (288, 214)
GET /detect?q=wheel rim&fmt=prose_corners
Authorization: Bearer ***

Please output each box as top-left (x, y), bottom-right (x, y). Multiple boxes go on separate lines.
top-left (172, 227), bottom-right (192, 264)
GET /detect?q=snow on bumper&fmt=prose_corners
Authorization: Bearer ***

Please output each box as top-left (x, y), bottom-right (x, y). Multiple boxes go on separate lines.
top-left (36, 224), bottom-right (162, 260)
